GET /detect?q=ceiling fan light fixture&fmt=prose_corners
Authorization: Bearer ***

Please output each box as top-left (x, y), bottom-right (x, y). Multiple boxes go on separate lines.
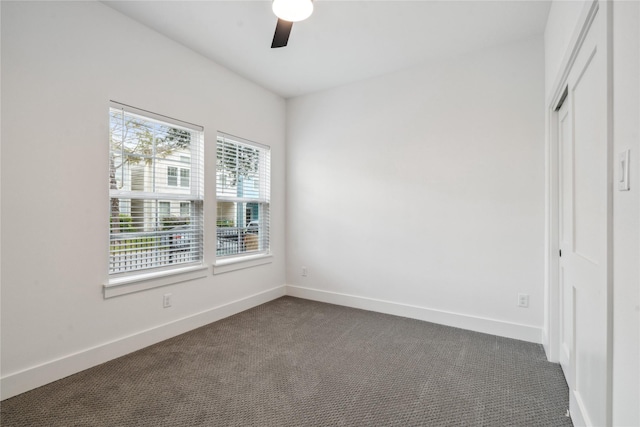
top-left (272, 0), bottom-right (313, 23)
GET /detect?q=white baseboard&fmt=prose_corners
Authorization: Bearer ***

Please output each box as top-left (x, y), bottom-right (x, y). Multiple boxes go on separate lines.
top-left (1, 284), bottom-right (543, 400)
top-left (1, 285), bottom-right (286, 400)
top-left (286, 285), bottom-right (542, 344)
top-left (542, 328), bottom-right (552, 360)
top-left (570, 389), bottom-right (590, 427)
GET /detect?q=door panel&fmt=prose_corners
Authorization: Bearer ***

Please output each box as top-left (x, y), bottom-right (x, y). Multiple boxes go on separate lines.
top-left (558, 100), bottom-right (574, 387)
top-left (558, 7), bottom-right (608, 427)
top-left (573, 49), bottom-right (603, 264)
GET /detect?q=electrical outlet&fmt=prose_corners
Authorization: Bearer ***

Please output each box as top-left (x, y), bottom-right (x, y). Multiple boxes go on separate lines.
top-left (301, 266), bottom-right (307, 277)
top-left (163, 293), bottom-right (172, 308)
top-left (518, 293), bottom-right (529, 308)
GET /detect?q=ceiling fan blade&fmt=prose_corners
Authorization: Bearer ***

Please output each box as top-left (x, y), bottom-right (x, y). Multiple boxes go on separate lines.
top-left (271, 19), bottom-right (293, 48)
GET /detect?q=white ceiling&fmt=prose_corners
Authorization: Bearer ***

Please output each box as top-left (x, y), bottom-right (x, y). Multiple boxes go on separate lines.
top-left (104, 1), bottom-right (551, 98)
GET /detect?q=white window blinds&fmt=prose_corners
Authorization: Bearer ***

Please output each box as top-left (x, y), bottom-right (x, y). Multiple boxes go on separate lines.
top-left (109, 103), bottom-right (204, 275)
top-left (216, 133), bottom-right (270, 258)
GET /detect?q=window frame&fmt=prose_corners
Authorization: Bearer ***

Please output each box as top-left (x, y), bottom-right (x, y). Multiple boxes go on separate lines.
top-left (159, 201), bottom-right (171, 218)
top-left (167, 166), bottom-right (178, 186)
top-left (105, 101), bottom-right (206, 296)
top-left (180, 202), bottom-right (190, 217)
top-left (180, 168), bottom-right (190, 188)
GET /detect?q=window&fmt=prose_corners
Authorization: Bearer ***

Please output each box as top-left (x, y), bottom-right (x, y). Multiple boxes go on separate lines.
top-left (216, 133), bottom-right (270, 259)
top-left (159, 202), bottom-right (171, 218)
top-left (168, 166), bottom-right (189, 187)
top-left (180, 202), bottom-right (190, 217)
top-left (180, 168), bottom-right (190, 187)
top-left (167, 167), bottom-right (178, 186)
top-left (109, 103), bottom-right (204, 277)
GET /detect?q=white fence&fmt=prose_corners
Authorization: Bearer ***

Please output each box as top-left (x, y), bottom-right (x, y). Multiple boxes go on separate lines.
top-left (109, 229), bottom-right (197, 274)
top-left (110, 247), bottom-right (194, 273)
top-left (110, 226), bottom-right (259, 273)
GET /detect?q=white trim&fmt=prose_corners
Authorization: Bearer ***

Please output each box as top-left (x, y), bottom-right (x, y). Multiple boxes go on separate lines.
top-left (0, 285), bottom-right (286, 400)
top-left (286, 285), bottom-right (542, 344)
top-left (213, 254), bottom-right (273, 275)
top-left (570, 389), bottom-right (591, 427)
top-left (544, 94), bottom-right (561, 362)
top-left (104, 265), bottom-right (209, 298)
top-left (604, 2), bottom-right (615, 424)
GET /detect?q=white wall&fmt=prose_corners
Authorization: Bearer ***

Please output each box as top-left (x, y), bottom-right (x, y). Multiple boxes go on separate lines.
top-left (544, 1), bottom-right (640, 425)
top-left (1, 1), bottom-right (286, 399)
top-left (611, 2), bottom-right (640, 425)
top-left (286, 37), bottom-right (545, 342)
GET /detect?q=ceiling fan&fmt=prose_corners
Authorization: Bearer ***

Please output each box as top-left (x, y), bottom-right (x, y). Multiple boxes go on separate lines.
top-left (271, 0), bottom-right (314, 48)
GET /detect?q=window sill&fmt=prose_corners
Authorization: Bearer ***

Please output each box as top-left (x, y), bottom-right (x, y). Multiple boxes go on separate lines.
top-left (104, 264), bottom-right (208, 298)
top-left (213, 253), bottom-right (273, 275)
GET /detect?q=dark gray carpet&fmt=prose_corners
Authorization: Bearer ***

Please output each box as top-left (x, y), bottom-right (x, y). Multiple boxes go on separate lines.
top-left (1, 296), bottom-right (572, 427)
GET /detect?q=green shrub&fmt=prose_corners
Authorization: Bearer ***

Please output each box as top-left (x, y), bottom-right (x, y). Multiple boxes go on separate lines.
top-left (111, 214), bottom-right (136, 232)
top-left (110, 237), bottom-right (156, 252)
top-left (161, 216), bottom-right (190, 230)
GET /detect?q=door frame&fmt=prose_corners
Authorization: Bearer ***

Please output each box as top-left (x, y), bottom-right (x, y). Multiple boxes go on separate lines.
top-left (544, 0), bottom-right (613, 425)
